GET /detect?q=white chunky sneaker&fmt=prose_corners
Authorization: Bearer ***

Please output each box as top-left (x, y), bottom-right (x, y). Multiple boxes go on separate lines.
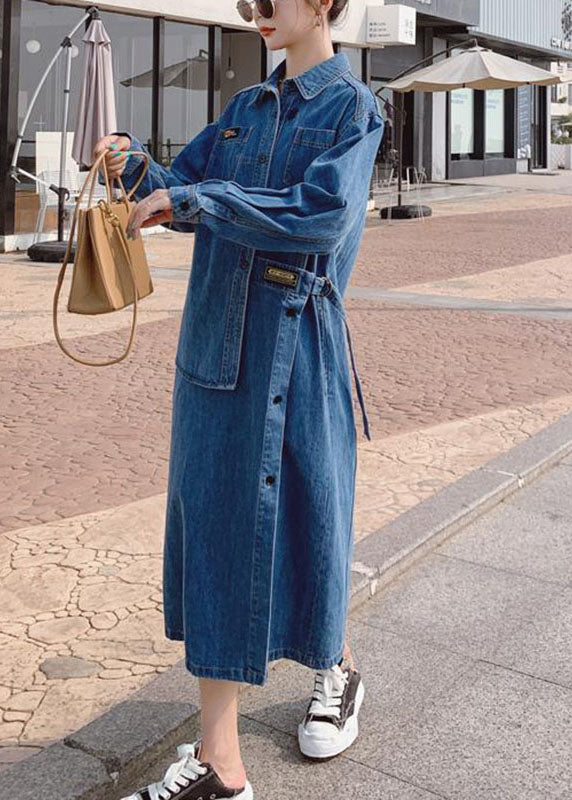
top-left (298, 658), bottom-right (365, 759)
top-left (120, 738), bottom-right (253, 800)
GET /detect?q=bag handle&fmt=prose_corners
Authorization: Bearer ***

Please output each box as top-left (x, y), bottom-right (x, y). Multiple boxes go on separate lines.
top-left (52, 149), bottom-right (151, 367)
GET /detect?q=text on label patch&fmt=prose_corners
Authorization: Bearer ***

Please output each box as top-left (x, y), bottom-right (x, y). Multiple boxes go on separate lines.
top-left (264, 266), bottom-right (299, 287)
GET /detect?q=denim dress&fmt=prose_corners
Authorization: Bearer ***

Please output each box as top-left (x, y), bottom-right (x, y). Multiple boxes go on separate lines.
top-left (104, 52), bottom-right (384, 686)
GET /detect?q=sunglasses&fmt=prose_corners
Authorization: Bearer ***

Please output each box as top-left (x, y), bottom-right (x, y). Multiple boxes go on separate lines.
top-left (236, 0), bottom-right (277, 22)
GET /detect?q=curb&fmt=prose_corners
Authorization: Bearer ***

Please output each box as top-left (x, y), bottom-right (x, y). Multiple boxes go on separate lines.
top-left (3, 408), bottom-right (572, 799)
top-left (349, 406), bottom-right (572, 609)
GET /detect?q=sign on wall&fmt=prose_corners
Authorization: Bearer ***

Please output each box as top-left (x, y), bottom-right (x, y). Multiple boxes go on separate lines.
top-left (552, 0), bottom-right (572, 51)
top-left (384, 0), bottom-right (479, 26)
top-left (366, 4), bottom-right (417, 46)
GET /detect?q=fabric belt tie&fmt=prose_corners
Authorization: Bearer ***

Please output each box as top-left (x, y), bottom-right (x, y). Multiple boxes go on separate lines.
top-left (310, 275), bottom-right (371, 442)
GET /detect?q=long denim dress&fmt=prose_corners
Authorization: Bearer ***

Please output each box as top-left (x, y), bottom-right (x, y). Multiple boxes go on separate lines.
top-left (105, 52), bottom-right (384, 686)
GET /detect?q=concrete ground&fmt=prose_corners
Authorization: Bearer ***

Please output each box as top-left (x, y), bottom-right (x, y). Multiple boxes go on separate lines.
top-left (136, 450), bottom-right (572, 800)
top-left (1, 170), bottom-right (572, 778)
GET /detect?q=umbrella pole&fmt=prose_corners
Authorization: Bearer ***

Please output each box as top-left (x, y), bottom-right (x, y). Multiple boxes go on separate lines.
top-left (397, 92), bottom-right (404, 207)
top-left (58, 39), bottom-right (74, 243)
top-left (376, 37), bottom-right (481, 221)
top-left (8, 6), bottom-right (97, 261)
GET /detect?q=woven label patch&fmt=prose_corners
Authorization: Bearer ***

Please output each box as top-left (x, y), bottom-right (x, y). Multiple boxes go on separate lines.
top-left (264, 265), bottom-right (299, 287)
top-left (222, 127), bottom-right (240, 139)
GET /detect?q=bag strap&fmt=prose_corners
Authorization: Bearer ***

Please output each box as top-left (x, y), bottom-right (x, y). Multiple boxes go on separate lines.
top-left (52, 148), bottom-right (151, 367)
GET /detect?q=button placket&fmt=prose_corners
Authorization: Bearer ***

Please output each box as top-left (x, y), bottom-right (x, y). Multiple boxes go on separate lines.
top-left (246, 287), bottom-right (309, 675)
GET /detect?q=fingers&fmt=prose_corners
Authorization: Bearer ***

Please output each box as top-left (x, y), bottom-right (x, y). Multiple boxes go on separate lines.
top-left (140, 209), bottom-right (172, 228)
top-left (125, 191), bottom-right (172, 239)
top-left (92, 134), bottom-right (130, 165)
top-left (92, 134), bottom-right (119, 161)
top-left (105, 150), bottom-right (129, 179)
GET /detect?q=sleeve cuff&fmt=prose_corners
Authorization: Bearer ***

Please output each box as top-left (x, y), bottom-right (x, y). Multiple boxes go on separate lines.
top-left (168, 184), bottom-right (200, 223)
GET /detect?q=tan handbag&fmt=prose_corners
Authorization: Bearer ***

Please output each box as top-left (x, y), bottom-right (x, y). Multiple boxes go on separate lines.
top-left (53, 147), bottom-right (154, 366)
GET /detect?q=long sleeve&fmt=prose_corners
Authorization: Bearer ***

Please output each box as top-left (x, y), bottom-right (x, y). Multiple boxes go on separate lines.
top-left (167, 108), bottom-right (385, 253)
top-left (97, 122), bottom-right (219, 232)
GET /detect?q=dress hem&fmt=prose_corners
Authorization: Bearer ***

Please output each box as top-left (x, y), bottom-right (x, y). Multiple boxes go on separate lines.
top-left (165, 628), bottom-right (345, 686)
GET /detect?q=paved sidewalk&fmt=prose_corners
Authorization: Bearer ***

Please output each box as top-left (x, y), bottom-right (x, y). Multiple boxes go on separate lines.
top-left (106, 435), bottom-right (572, 800)
top-left (3, 413), bottom-right (570, 799)
top-left (3, 171), bottom-right (572, 771)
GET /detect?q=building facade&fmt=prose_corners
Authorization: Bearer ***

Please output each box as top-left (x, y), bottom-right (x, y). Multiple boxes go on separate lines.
top-left (373, 0), bottom-right (572, 182)
top-left (1, 0), bottom-right (572, 251)
top-left (1, 0), bottom-right (389, 251)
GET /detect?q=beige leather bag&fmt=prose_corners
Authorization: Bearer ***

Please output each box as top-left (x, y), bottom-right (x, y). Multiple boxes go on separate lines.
top-left (53, 147), bottom-right (154, 366)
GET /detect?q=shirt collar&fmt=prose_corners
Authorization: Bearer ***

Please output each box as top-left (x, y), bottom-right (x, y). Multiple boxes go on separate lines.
top-left (249, 52), bottom-right (351, 105)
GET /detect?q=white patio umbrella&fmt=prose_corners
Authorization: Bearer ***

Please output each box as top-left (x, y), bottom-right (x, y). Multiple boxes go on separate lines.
top-left (385, 45), bottom-right (559, 92)
top-left (380, 43), bottom-right (561, 218)
top-left (72, 14), bottom-right (118, 168)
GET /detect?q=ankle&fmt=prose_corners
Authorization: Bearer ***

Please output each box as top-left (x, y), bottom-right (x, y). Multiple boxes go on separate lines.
top-left (341, 647), bottom-right (356, 672)
top-left (198, 743), bottom-right (246, 789)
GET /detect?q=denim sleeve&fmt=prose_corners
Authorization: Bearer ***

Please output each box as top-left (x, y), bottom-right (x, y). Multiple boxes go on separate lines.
top-left (96, 122), bottom-right (219, 232)
top-left (167, 109), bottom-right (385, 253)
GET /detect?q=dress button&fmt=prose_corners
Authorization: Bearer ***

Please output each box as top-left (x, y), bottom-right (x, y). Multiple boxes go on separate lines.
top-left (285, 308), bottom-right (297, 317)
top-left (273, 395), bottom-right (282, 404)
top-left (287, 107), bottom-right (298, 119)
top-left (180, 200), bottom-right (190, 211)
top-left (265, 475), bottom-right (275, 485)
top-left (258, 154), bottom-right (268, 164)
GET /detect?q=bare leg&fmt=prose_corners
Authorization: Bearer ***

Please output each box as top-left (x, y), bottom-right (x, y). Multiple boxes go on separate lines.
top-left (197, 677), bottom-right (247, 790)
top-left (341, 628), bottom-right (357, 671)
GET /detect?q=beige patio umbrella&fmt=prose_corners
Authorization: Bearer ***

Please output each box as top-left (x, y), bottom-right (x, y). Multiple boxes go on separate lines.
top-left (385, 45), bottom-right (560, 92)
top-left (71, 13), bottom-right (118, 168)
top-left (380, 44), bottom-right (561, 217)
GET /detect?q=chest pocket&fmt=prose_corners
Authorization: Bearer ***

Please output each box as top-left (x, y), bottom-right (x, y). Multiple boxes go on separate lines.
top-left (283, 126), bottom-right (337, 186)
top-left (204, 125), bottom-right (254, 181)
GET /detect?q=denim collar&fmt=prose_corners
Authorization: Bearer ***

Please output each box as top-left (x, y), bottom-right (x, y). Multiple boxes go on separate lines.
top-left (249, 51), bottom-right (351, 104)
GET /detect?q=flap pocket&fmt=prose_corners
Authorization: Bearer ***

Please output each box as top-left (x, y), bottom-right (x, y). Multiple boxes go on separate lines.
top-left (283, 126), bottom-right (337, 185)
top-left (175, 231), bottom-right (251, 390)
top-left (204, 125), bottom-right (254, 180)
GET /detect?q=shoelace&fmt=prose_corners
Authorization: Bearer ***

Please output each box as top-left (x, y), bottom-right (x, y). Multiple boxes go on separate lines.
top-left (126, 742), bottom-right (208, 800)
top-left (306, 663), bottom-right (349, 720)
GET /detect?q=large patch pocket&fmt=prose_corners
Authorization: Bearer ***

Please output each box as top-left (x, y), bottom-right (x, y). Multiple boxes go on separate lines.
top-left (204, 125), bottom-right (254, 181)
top-left (282, 126), bottom-right (337, 186)
top-left (175, 233), bottom-right (251, 390)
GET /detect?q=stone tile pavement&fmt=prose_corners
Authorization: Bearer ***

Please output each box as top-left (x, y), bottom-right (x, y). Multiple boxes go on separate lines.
top-left (2, 416), bottom-right (569, 798)
top-left (1, 173), bottom-right (572, 776)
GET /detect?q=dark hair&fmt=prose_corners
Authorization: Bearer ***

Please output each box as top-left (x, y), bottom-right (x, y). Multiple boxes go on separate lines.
top-left (306, 0), bottom-right (350, 27)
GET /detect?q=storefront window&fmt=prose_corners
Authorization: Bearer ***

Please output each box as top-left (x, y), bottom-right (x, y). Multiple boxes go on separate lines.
top-left (97, 10), bottom-right (153, 145)
top-left (450, 88), bottom-right (475, 158)
top-left (341, 46), bottom-right (362, 80)
top-left (486, 89), bottom-right (505, 156)
top-left (16, 1), bottom-right (152, 235)
top-left (163, 21), bottom-right (209, 165)
top-left (0, 0), bottom-right (3, 76)
top-left (369, 79), bottom-right (396, 185)
top-left (370, 79), bottom-right (390, 117)
top-left (17, 1), bottom-right (83, 233)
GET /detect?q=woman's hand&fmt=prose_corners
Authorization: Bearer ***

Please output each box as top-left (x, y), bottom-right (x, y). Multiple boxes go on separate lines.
top-left (125, 189), bottom-right (174, 239)
top-left (92, 134), bottom-right (131, 181)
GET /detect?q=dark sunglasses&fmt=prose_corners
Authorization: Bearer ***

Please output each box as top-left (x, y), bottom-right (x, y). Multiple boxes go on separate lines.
top-left (236, 0), bottom-right (277, 22)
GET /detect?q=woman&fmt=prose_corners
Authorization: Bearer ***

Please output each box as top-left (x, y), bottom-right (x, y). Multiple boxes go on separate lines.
top-left (93, 1), bottom-right (383, 797)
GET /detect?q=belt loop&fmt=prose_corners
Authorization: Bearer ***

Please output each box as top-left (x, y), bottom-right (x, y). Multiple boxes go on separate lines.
top-left (321, 276), bottom-right (334, 298)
